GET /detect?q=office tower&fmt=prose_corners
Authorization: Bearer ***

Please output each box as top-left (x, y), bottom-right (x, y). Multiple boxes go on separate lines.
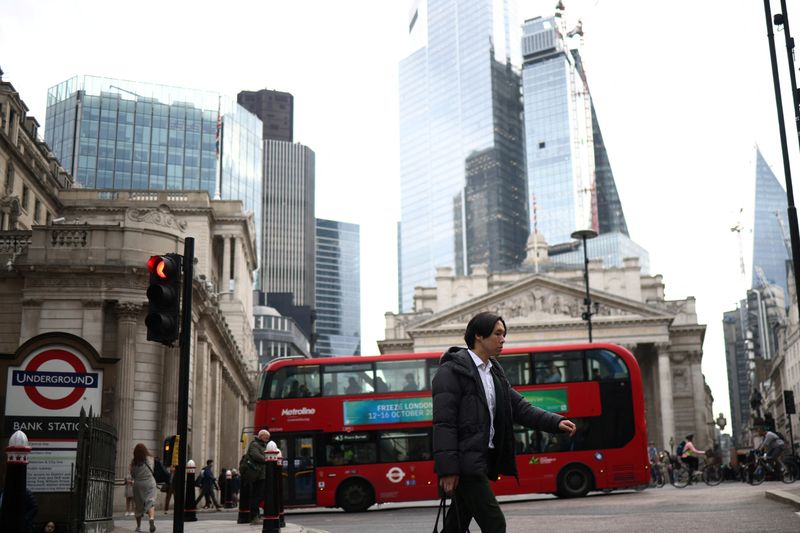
top-left (315, 218), bottom-right (361, 356)
top-left (521, 14), bottom-right (645, 272)
top-left (261, 140), bottom-right (315, 308)
top-left (752, 147), bottom-right (790, 299)
top-left (237, 89), bottom-right (294, 142)
top-left (723, 306), bottom-right (751, 447)
top-left (398, 0), bottom-right (527, 311)
top-left (44, 75), bottom-right (263, 256)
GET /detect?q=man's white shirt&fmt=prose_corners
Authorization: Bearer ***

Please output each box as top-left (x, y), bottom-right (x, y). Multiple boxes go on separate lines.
top-left (469, 349), bottom-right (496, 449)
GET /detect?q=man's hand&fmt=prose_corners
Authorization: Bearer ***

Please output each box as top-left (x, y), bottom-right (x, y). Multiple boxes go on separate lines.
top-left (439, 474), bottom-right (459, 495)
top-left (559, 419), bottom-right (577, 436)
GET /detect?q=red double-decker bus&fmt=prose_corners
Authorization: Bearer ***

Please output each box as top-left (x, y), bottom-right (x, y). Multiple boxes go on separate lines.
top-left (253, 343), bottom-right (649, 512)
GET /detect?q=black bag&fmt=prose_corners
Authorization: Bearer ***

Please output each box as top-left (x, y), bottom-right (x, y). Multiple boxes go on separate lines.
top-left (239, 452), bottom-right (259, 480)
top-left (432, 494), bottom-right (468, 533)
top-left (153, 458), bottom-right (171, 484)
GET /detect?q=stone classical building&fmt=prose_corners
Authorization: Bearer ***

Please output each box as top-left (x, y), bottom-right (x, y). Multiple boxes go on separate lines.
top-left (0, 70), bottom-right (72, 231)
top-left (0, 189), bottom-right (258, 508)
top-left (380, 254), bottom-right (714, 451)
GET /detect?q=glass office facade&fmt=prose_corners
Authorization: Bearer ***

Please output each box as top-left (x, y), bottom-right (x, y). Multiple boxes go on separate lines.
top-left (45, 75), bottom-right (262, 257)
top-left (315, 219), bottom-right (361, 356)
top-left (751, 148), bottom-right (790, 299)
top-left (398, 0), bottom-right (525, 311)
top-left (521, 16), bottom-right (596, 246)
top-left (548, 231), bottom-right (650, 274)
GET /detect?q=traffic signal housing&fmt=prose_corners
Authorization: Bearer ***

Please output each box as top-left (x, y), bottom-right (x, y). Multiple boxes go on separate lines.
top-left (145, 254), bottom-right (182, 344)
top-left (163, 434), bottom-right (178, 466)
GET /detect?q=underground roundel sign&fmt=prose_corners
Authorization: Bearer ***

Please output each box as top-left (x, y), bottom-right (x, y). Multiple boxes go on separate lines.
top-left (6, 345), bottom-right (102, 417)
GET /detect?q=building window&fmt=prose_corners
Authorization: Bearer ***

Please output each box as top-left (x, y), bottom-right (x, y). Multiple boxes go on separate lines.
top-left (538, 141), bottom-right (546, 149)
top-left (34, 200), bottom-right (41, 223)
top-left (21, 186), bottom-right (29, 211)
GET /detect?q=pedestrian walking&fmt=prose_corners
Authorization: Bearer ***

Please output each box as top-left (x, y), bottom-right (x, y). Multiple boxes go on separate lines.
top-left (130, 443), bottom-right (158, 532)
top-left (163, 465), bottom-right (175, 514)
top-left (194, 460), bottom-right (222, 511)
top-left (124, 473), bottom-right (135, 516)
top-left (244, 429), bottom-right (270, 524)
top-left (432, 311), bottom-right (576, 533)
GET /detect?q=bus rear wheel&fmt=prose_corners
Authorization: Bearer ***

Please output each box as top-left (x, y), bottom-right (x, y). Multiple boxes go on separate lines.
top-left (557, 464), bottom-right (593, 498)
top-left (337, 478), bottom-right (375, 512)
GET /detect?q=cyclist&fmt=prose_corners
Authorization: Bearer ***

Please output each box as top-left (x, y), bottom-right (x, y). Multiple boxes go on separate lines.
top-left (757, 427), bottom-right (786, 466)
top-left (680, 434), bottom-right (705, 484)
top-left (647, 441), bottom-right (662, 485)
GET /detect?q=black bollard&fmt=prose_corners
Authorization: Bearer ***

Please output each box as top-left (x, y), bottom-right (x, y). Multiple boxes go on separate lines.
top-left (0, 430), bottom-right (31, 533)
top-left (261, 448), bottom-right (281, 533)
top-left (224, 469), bottom-right (234, 508)
top-left (184, 459), bottom-right (198, 522)
top-left (237, 471), bottom-right (252, 523)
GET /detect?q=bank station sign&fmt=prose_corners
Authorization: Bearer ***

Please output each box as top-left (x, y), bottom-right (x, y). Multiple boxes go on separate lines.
top-left (4, 342), bottom-right (104, 491)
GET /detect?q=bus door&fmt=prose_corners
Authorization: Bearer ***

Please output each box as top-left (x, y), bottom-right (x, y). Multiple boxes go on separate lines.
top-left (274, 434), bottom-right (317, 505)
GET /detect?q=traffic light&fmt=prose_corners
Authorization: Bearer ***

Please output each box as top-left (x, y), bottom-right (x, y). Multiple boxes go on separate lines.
top-left (145, 254), bottom-right (182, 344)
top-left (163, 434), bottom-right (178, 466)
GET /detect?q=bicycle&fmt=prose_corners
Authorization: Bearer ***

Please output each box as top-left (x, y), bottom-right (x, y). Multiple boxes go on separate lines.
top-left (669, 451), bottom-right (722, 488)
top-left (749, 451), bottom-right (795, 485)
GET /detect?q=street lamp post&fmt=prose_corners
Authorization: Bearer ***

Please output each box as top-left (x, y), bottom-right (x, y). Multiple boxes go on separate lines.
top-left (571, 229), bottom-right (598, 342)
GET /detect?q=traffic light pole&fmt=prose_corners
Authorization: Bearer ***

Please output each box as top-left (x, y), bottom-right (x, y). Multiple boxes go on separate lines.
top-left (172, 237), bottom-right (194, 533)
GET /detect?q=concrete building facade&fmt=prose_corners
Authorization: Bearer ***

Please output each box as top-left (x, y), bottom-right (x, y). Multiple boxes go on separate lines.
top-left (0, 189), bottom-right (259, 509)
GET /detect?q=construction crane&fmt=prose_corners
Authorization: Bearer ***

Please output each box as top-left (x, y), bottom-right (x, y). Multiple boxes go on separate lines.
top-left (731, 207), bottom-right (747, 282)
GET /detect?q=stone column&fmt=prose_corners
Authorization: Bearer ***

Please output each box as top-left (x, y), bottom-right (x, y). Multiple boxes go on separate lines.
top-left (221, 235), bottom-right (231, 295)
top-left (82, 299), bottom-right (104, 353)
top-left (161, 345), bottom-right (180, 438)
top-left (207, 353), bottom-right (221, 464)
top-left (689, 350), bottom-right (708, 448)
top-left (19, 299), bottom-right (43, 345)
top-left (657, 343), bottom-right (675, 451)
top-left (192, 334), bottom-right (210, 463)
top-left (114, 302), bottom-right (141, 479)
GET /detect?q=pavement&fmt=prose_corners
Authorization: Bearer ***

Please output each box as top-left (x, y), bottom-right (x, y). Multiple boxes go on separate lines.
top-left (764, 485), bottom-right (800, 509)
top-left (111, 511), bottom-right (329, 533)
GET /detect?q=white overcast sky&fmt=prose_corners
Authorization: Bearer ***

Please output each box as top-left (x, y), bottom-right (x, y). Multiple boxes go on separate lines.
top-left (3, 0), bottom-right (799, 427)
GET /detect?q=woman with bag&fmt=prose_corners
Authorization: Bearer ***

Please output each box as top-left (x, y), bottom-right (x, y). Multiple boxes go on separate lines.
top-left (130, 443), bottom-right (158, 533)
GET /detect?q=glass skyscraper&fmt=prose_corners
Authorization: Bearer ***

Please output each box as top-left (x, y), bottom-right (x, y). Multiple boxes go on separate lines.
top-left (44, 75), bottom-right (263, 253)
top-left (398, 0), bottom-right (526, 311)
top-left (315, 218), bottom-right (361, 356)
top-left (521, 14), bottom-right (644, 272)
top-left (751, 147), bottom-right (790, 299)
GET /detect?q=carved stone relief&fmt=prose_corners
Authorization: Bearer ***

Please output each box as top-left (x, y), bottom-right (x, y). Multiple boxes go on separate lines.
top-left (127, 204), bottom-right (187, 232)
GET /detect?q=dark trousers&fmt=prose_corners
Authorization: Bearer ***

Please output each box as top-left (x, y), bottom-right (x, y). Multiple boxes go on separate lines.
top-left (249, 479), bottom-right (265, 519)
top-left (195, 487), bottom-right (220, 508)
top-left (444, 474), bottom-right (506, 533)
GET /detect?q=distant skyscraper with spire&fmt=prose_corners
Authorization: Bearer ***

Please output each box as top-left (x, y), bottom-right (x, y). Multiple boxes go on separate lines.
top-left (752, 147), bottom-right (790, 298)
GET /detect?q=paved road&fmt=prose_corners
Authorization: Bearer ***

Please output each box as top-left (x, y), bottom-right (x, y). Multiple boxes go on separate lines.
top-left (281, 481), bottom-right (800, 533)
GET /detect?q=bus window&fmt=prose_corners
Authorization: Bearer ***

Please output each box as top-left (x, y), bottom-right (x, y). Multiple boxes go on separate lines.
top-left (376, 360), bottom-right (425, 392)
top-left (322, 363), bottom-right (374, 396)
top-left (586, 349), bottom-right (629, 381)
top-left (378, 430), bottom-right (431, 463)
top-left (324, 432), bottom-right (376, 465)
top-left (534, 351), bottom-right (584, 384)
top-left (426, 358), bottom-right (439, 389)
top-left (502, 354), bottom-right (531, 385)
top-left (268, 365), bottom-right (321, 399)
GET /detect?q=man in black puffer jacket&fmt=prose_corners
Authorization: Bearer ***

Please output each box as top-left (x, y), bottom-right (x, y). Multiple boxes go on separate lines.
top-left (433, 311), bottom-right (576, 533)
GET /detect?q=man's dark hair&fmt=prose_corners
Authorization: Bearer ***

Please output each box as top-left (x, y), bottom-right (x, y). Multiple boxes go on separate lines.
top-left (464, 312), bottom-right (506, 349)
top-left (206, 459), bottom-right (213, 465)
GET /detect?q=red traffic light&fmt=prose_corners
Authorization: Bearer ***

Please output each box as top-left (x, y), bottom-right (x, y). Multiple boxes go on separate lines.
top-left (148, 255), bottom-right (178, 279)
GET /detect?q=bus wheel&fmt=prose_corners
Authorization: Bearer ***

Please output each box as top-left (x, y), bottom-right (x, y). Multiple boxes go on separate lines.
top-left (337, 478), bottom-right (375, 512)
top-left (557, 464), bottom-right (593, 498)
